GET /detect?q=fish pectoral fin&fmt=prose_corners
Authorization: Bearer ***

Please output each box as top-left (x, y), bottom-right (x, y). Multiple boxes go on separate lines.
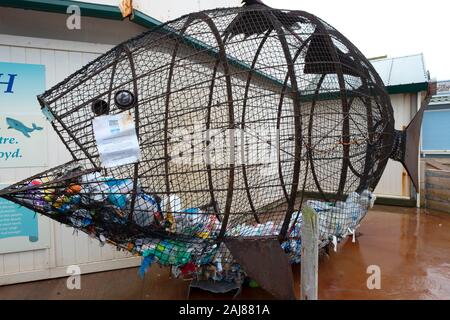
top-left (23, 131), bottom-right (31, 138)
top-left (224, 237), bottom-right (296, 300)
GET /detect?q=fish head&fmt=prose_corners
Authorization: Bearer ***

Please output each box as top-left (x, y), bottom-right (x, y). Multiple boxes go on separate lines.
top-left (37, 45), bottom-right (144, 167)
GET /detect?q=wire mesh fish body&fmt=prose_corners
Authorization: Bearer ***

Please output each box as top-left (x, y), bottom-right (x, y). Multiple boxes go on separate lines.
top-left (0, 4), bottom-right (425, 298)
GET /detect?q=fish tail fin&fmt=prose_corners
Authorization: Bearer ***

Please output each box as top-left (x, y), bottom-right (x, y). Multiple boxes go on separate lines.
top-left (32, 123), bottom-right (43, 131)
top-left (389, 90), bottom-right (434, 191)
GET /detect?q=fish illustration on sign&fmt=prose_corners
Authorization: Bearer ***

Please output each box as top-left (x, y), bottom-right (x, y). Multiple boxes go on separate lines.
top-left (6, 117), bottom-right (43, 138)
top-left (0, 0), bottom-right (432, 299)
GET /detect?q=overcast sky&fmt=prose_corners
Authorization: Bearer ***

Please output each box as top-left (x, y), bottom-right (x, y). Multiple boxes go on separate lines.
top-left (260, 0), bottom-right (449, 81)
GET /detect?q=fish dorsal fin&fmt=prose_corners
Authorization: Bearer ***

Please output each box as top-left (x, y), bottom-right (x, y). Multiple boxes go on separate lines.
top-left (304, 28), bottom-right (359, 77)
top-left (242, 0), bottom-right (268, 7)
top-left (225, 2), bottom-right (305, 40)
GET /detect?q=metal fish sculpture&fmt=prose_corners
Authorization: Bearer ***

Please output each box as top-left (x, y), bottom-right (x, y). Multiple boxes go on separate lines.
top-left (0, 0), bottom-right (431, 299)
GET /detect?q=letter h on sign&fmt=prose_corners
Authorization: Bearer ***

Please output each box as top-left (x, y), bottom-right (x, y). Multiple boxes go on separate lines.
top-left (0, 74), bottom-right (17, 93)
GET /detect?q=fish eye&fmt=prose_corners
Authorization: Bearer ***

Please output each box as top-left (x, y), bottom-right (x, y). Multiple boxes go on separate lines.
top-left (91, 99), bottom-right (110, 116)
top-left (114, 90), bottom-right (136, 110)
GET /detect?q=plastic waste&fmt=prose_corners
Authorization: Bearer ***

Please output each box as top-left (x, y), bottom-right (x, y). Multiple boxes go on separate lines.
top-left (105, 178), bottom-right (135, 209)
top-left (70, 209), bottom-right (93, 228)
top-left (131, 193), bottom-right (161, 227)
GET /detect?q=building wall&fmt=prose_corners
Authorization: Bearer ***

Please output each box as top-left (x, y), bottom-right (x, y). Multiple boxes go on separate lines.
top-left (134, 0), bottom-right (239, 21)
top-left (420, 157), bottom-right (450, 211)
top-left (374, 92), bottom-right (422, 199)
top-left (78, 0), bottom-right (240, 22)
top-left (420, 93), bottom-right (450, 208)
top-left (0, 7), bottom-right (145, 45)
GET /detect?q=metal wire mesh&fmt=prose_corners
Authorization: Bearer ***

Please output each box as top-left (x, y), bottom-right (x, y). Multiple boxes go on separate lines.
top-left (0, 5), bottom-right (395, 283)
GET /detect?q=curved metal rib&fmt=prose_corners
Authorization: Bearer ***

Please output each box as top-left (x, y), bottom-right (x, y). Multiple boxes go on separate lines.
top-left (123, 44), bottom-right (140, 222)
top-left (189, 12), bottom-right (235, 240)
top-left (276, 36), bottom-right (313, 203)
top-left (265, 11), bottom-right (303, 241)
top-left (241, 29), bottom-right (272, 224)
top-left (205, 57), bottom-right (222, 222)
top-left (309, 17), bottom-right (351, 200)
top-left (163, 17), bottom-right (195, 213)
top-left (307, 74), bottom-right (328, 200)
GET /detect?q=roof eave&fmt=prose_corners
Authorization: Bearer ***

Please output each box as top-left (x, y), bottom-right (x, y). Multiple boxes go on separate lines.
top-left (0, 0), bottom-right (128, 21)
top-left (386, 82), bottom-right (429, 94)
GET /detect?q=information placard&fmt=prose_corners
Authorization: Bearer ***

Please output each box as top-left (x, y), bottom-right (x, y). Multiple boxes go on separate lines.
top-left (0, 62), bottom-right (48, 168)
top-left (0, 185), bottom-right (50, 254)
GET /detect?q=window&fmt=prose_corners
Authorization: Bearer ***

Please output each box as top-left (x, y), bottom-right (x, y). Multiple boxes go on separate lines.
top-left (422, 108), bottom-right (450, 153)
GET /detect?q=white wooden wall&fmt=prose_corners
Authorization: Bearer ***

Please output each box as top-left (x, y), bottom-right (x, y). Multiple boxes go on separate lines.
top-left (78, 0), bottom-right (240, 22)
top-left (0, 35), bottom-right (140, 286)
top-left (374, 93), bottom-right (417, 198)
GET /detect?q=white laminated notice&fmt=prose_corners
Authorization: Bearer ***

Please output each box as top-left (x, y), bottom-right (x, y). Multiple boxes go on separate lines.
top-left (92, 113), bottom-right (141, 168)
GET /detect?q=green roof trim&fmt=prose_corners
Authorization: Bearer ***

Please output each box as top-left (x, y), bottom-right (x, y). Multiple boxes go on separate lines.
top-left (386, 82), bottom-right (429, 94)
top-left (0, 0), bottom-right (124, 20)
top-left (131, 9), bottom-right (162, 29)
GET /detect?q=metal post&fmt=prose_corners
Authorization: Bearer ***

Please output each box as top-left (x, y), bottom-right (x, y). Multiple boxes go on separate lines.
top-left (301, 206), bottom-right (319, 300)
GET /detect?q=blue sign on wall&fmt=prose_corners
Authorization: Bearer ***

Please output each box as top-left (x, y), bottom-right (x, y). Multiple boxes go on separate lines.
top-left (0, 198), bottom-right (38, 242)
top-left (0, 62), bottom-right (48, 168)
top-left (0, 61), bottom-right (50, 253)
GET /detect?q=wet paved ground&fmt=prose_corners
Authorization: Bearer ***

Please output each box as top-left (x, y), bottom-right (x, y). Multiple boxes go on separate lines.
top-left (0, 205), bottom-right (449, 300)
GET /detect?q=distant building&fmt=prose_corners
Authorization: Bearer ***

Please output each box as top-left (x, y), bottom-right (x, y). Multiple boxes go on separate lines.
top-left (419, 81), bottom-right (450, 212)
top-left (422, 80), bottom-right (450, 157)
